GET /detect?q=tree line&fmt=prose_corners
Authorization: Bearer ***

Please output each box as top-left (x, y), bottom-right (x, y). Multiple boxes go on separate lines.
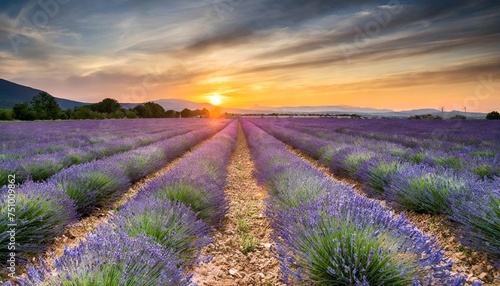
top-left (0, 92), bottom-right (211, 121)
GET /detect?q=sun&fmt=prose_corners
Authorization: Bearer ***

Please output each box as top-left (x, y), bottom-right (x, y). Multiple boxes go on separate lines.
top-left (208, 94), bottom-right (223, 106)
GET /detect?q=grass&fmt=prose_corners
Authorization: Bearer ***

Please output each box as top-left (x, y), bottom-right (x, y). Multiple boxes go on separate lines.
top-left (241, 235), bottom-right (256, 254)
top-left (236, 212), bottom-right (257, 255)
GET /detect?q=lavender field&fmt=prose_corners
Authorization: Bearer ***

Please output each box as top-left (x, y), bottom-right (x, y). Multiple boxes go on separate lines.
top-left (1, 118), bottom-right (499, 285)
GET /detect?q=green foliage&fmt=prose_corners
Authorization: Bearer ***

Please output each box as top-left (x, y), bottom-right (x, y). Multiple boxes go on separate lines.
top-left (486, 111), bottom-right (500, 120)
top-left (0, 183), bottom-right (75, 265)
top-left (367, 161), bottom-right (401, 194)
top-left (434, 155), bottom-right (464, 170)
top-left (12, 102), bottom-right (35, 120)
top-left (241, 235), bottom-right (255, 254)
top-left (133, 102), bottom-right (166, 118)
top-left (90, 98), bottom-right (121, 113)
top-left (21, 159), bottom-right (63, 182)
top-left (392, 173), bottom-right (467, 214)
top-left (407, 152), bottom-right (426, 164)
top-left (471, 163), bottom-right (497, 179)
top-left (122, 210), bottom-right (196, 261)
top-left (165, 109), bottom-right (179, 118)
top-left (0, 108), bottom-right (13, 120)
top-left (155, 183), bottom-right (211, 221)
top-left (31, 92), bottom-right (62, 120)
top-left (181, 108), bottom-right (191, 118)
top-left (295, 220), bottom-right (417, 286)
top-left (470, 149), bottom-right (495, 158)
top-left (57, 172), bottom-right (121, 215)
top-left (343, 152), bottom-right (373, 175)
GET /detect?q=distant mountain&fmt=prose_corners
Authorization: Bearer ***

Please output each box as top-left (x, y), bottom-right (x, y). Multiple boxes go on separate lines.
top-left (253, 104), bottom-right (394, 114)
top-left (0, 78), bottom-right (88, 109)
top-left (0, 78), bottom-right (487, 118)
top-left (248, 104), bottom-right (485, 118)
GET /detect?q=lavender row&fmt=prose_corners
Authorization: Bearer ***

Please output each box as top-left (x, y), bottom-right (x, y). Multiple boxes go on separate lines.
top-left (0, 118), bottom-right (186, 149)
top-left (0, 119), bottom-right (203, 160)
top-left (0, 120), bottom-right (231, 267)
top-left (250, 119), bottom-right (500, 261)
top-left (8, 121), bottom-right (238, 285)
top-left (242, 120), bottom-right (467, 285)
top-left (0, 128), bottom-right (192, 186)
top-left (275, 118), bottom-right (500, 150)
top-left (0, 120), bottom-right (217, 186)
top-left (253, 119), bottom-right (499, 179)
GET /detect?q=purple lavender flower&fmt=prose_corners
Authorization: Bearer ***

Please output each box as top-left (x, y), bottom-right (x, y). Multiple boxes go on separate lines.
top-left (50, 160), bottom-right (130, 216)
top-left (0, 181), bottom-right (77, 267)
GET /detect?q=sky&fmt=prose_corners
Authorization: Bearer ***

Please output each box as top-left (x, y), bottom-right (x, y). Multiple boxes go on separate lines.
top-left (0, 0), bottom-right (499, 112)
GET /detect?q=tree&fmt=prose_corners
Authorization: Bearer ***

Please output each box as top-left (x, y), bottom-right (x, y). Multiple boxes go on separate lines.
top-left (31, 92), bottom-right (62, 120)
top-left (202, 108), bottom-right (210, 117)
top-left (180, 108), bottom-right (191, 118)
top-left (144, 102), bottom-right (165, 118)
top-left (13, 102), bottom-right (35, 120)
top-left (132, 104), bottom-right (152, 118)
top-left (486, 111), bottom-right (500, 120)
top-left (125, 110), bottom-right (138, 118)
top-left (0, 109), bottom-right (13, 120)
top-left (165, 109), bottom-right (177, 118)
top-left (90, 98), bottom-right (121, 113)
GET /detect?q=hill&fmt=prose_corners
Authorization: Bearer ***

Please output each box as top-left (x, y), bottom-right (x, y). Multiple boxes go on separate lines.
top-left (0, 79), bottom-right (88, 109)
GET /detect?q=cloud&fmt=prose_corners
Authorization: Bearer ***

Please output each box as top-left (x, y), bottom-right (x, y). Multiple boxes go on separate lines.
top-left (0, 0), bottom-right (499, 109)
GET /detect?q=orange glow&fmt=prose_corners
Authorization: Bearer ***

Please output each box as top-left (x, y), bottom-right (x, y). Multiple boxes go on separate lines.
top-left (208, 93), bottom-right (223, 106)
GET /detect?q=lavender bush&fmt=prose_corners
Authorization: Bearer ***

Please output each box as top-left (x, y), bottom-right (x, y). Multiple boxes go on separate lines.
top-left (356, 156), bottom-right (403, 196)
top-left (387, 165), bottom-right (478, 214)
top-left (0, 181), bottom-right (77, 266)
top-left (450, 178), bottom-right (500, 259)
top-left (273, 192), bottom-right (461, 285)
top-left (50, 161), bottom-right (130, 216)
top-left (18, 228), bottom-right (188, 285)
top-left (112, 194), bottom-right (211, 262)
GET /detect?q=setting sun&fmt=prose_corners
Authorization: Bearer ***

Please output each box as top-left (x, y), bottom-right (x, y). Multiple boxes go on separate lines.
top-left (208, 94), bottom-right (223, 106)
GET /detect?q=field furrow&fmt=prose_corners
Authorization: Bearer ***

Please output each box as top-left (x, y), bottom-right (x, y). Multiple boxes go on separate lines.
top-left (192, 123), bottom-right (283, 286)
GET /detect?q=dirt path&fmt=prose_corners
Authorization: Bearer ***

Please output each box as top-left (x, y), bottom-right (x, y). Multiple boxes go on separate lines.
top-left (283, 144), bottom-right (499, 285)
top-left (191, 124), bottom-right (284, 286)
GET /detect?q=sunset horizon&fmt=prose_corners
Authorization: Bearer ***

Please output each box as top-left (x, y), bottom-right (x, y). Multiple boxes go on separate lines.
top-left (1, 1), bottom-right (499, 113)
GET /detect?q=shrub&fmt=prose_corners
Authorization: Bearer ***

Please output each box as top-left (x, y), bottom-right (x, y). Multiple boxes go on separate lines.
top-left (357, 156), bottom-right (402, 195)
top-left (117, 149), bottom-right (166, 182)
top-left (154, 182), bottom-right (212, 222)
top-left (0, 181), bottom-right (76, 266)
top-left (27, 228), bottom-right (187, 285)
top-left (387, 165), bottom-right (476, 214)
top-left (450, 179), bottom-right (500, 258)
top-left (486, 111), bottom-right (500, 120)
top-left (273, 191), bottom-right (462, 285)
top-left (20, 155), bottom-right (64, 182)
top-left (51, 162), bottom-right (130, 216)
top-left (330, 147), bottom-right (374, 177)
top-left (113, 196), bottom-right (210, 262)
